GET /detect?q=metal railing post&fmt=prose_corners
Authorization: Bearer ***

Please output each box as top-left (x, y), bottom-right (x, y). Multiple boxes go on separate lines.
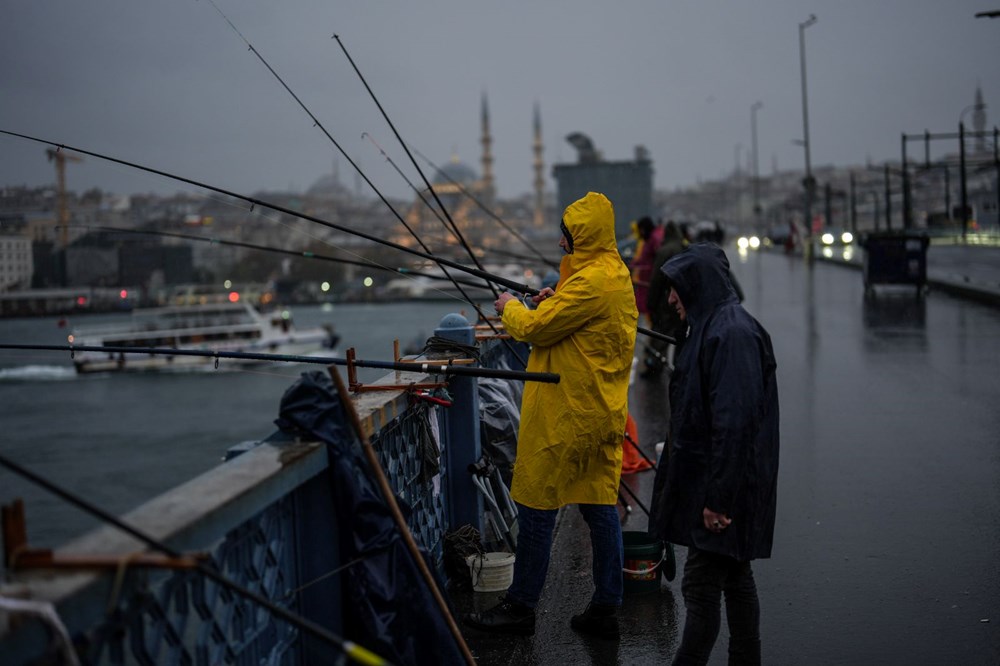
top-left (433, 313), bottom-right (484, 534)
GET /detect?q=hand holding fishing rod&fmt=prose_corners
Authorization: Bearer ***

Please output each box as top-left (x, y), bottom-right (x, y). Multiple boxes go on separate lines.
top-left (494, 287), bottom-right (554, 315)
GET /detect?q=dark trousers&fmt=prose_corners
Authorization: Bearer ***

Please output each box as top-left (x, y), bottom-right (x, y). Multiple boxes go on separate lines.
top-left (507, 502), bottom-right (623, 608)
top-left (672, 547), bottom-right (761, 666)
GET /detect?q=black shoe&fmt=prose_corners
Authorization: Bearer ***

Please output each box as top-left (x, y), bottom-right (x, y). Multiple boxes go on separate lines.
top-left (463, 597), bottom-right (536, 636)
top-left (570, 602), bottom-right (619, 639)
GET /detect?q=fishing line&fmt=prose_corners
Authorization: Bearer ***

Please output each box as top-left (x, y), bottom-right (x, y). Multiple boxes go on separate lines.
top-left (0, 451), bottom-right (394, 666)
top-left (201, 1), bottom-right (528, 369)
top-left (410, 145), bottom-right (559, 270)
top-left (65, 224), bottom-right (496, 295)
top-left (201, 0), bottom-right (502, 324)
top-left (1, 143), bottom-right (673, 345)
top-left (333, 34), bottom-right (497, 294)
top-left (2, 127), bottom-right (562, 373)
top-left (0, 131), bottom-right (535, 292)
top-left (361, 133), bottom-right (555, 292)
top-left (171, 189), bottom-right (495, 303)
top-left (361, 132), bottom-right (476, 256)
top-left (358, 135), bottom-right (502, 300)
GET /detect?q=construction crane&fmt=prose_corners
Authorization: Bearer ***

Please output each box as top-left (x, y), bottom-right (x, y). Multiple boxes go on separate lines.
top-left (46, 148), bottom-right (83, 249)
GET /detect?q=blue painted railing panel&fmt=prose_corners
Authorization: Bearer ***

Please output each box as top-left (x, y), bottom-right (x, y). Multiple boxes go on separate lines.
top-left (2, 324), bottom-right (517, 665)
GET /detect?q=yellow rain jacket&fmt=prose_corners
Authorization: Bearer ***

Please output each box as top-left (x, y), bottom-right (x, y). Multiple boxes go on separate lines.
top-left (502, 192), bottom-right (638, 509)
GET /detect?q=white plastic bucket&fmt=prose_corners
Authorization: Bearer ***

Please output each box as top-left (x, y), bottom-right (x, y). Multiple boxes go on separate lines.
top-left (466, 552), bottom-right (515, 592)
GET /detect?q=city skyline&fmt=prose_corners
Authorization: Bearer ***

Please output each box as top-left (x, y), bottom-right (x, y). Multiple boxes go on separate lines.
top-left (1, 1), bottom-right (997, 201)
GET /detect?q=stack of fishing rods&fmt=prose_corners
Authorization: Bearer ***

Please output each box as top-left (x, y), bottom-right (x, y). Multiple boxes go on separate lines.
top-left (0, 4), bottom-right (674, 360)
top-left (0, 11), bottom-right (677, 665)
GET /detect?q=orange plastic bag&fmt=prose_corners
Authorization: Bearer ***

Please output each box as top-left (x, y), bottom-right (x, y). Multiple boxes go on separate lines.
top-left (621, 412), bottom-right (652, 474)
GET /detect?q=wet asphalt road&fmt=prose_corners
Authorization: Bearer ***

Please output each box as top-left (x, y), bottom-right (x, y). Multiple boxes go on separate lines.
top-left (454, 246), bottom-right (1000, 665)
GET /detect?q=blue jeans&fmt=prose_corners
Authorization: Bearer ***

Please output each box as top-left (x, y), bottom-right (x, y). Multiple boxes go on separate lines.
top-left (506, 502), bottom-right (623, 608)
top-left (673, 547), bottom-right (761, 666)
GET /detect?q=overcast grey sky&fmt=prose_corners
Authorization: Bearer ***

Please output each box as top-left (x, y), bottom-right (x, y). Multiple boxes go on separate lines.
top-left (1, 1), bottom-right (997, 202)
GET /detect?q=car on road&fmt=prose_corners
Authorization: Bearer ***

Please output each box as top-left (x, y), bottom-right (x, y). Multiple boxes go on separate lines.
top-left (820, 228), bottom-right (855, 246)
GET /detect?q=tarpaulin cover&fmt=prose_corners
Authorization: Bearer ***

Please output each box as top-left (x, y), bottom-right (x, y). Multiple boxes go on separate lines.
top-left (274, 370), bottom-right (464, 666)
top-left (477, 349), bottom-right (525, 485)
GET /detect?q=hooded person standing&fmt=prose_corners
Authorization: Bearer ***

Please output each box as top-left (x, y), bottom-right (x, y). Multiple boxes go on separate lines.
top-left (648, 243), bottom-right (779, 665)
top-left (641, 220), bottom-right (687, 377)
top-left (630, 216), bottom-right (664, 326)
top-left (463, 191), bottom-right (638, 639)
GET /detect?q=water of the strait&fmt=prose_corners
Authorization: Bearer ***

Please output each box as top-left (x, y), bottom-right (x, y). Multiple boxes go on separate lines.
top-left (0, 299), bottom-right (483, 551)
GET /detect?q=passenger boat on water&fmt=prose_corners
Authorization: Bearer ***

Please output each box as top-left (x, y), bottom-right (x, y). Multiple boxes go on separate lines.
top-left (67, 300), bottom-right (338, 373)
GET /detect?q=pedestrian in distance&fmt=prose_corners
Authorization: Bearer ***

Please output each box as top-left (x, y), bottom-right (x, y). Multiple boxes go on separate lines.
top-left (647, 242), bottom-right (780, 665)
top-left (641, 219), bottom-right (687, 378)
top-left (463, 191), bottom-right (638, 640)
top-left (629, 215), bottom-right (664, 329)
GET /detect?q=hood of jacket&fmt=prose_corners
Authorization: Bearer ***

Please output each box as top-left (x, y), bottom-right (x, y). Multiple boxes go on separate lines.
top-left (660, 242), bottom-right (741, 327)
top-left (558, 192), bottom-right (620, 287)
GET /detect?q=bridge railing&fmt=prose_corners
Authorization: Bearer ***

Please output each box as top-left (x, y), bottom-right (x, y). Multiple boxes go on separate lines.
top-left (0, 313), bottom-right (515, 665)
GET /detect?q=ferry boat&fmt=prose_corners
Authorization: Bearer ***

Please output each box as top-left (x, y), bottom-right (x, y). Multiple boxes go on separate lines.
top-left (67, 300), bottom-right (338, 373)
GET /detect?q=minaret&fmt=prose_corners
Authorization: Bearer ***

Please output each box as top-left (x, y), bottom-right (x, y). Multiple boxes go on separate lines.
top-left (532, 101), bottom-right (545, 227)
top-left (480, 92), bottom-right (496, 208)
top-left (973, 84), bottom-right (987, 154)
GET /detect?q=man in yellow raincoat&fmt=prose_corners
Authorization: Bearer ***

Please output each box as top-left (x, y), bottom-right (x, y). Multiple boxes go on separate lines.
top-left (463, 191), bottom-right (638, 639)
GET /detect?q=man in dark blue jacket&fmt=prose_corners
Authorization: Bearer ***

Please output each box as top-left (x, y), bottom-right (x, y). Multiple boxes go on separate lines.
top-left (648, 243), bottom-right (779, 666)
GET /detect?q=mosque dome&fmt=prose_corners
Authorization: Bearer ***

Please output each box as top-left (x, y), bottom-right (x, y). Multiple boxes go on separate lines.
top-left (307, 173), bottom-right (352, 198)
top-left (433, 158), bottom-right (478, 187)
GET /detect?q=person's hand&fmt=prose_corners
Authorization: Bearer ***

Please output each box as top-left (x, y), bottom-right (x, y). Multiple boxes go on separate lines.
top-left (530, 287), bottom-right (555, 305)
top-left (494, 292), bottom-right (517, 315)
top-left (703, 508), bottom-right (731, 533)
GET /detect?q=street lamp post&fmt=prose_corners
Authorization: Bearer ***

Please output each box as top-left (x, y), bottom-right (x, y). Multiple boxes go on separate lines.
top-left (799, 14), bottom-right (817, 259)
top-left (751, 101), bottom-right (763, 231)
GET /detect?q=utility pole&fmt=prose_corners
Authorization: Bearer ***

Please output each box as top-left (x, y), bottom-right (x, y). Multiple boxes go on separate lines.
top-left (798, 14), bottom-right (817, 259)
top-left (751, 101), bottom-right (763, 231)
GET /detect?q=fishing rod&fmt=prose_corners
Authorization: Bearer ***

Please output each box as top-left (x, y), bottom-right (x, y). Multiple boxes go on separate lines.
top-left (64, 225), bottom-right (496, 293)
top-left (202, 0), bottom-right (499, 316)
top-left (363, 134), bottom-right (560, 274)
top-left (0, 343), bottom-right (561, 383)
top-left (202, 1), bottom-right (499, 308)
top-left (1, 131), bottom-right (535, 294)
top-left (361, 131), bottom-right (494, 270)
top-left (0, 135), bottom-right (674, 344)
top-left (0, 451), bottom-right (394, 666)
top-left (333, 34), bottom-right (498, 294)
top-left (200, 4), bottom-right (531, 372)
top-left (410, 145), bottom-right (559, 270)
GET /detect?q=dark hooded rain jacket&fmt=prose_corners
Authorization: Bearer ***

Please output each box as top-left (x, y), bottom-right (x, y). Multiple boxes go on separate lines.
top-left (648, 243), bottom-right (779, 561)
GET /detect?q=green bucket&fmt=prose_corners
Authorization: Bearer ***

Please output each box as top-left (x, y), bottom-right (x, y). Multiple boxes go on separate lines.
top-left (622, 531), bottom-right (675, 594)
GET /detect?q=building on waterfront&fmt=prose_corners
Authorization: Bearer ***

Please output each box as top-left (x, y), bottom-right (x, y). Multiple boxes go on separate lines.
top-left (0, 234), bottom-right (33, 291)
top-left (551, 134), bottom-right (654, 241)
